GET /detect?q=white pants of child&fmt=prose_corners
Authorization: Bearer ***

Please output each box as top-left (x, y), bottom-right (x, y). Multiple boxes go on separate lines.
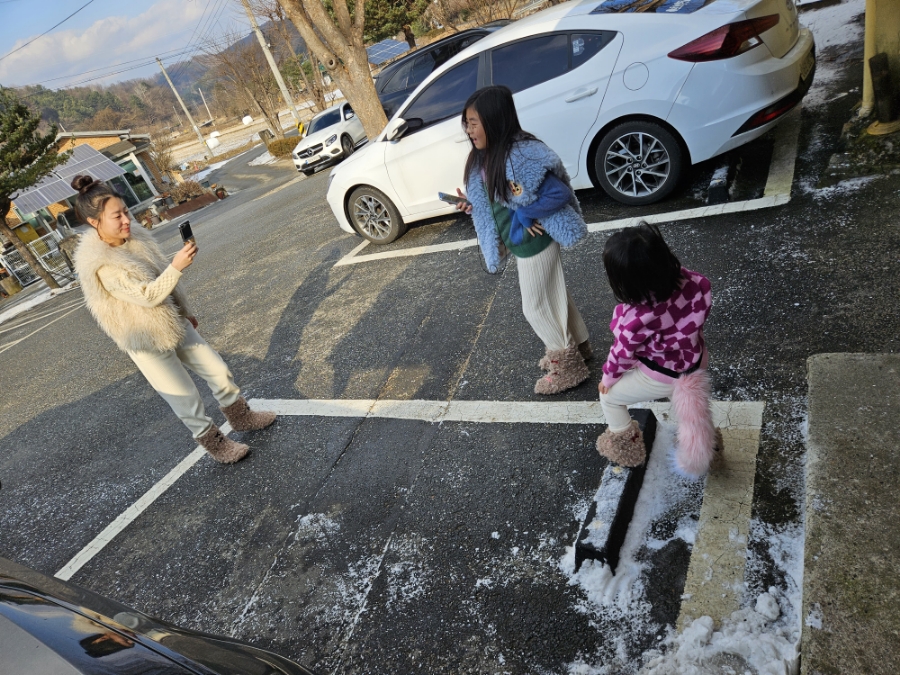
top-left (600, 367), bottom-right (674, 432)
top-left (517, 242), bottom-right (589, 351)
top-left (128, 321), bottom-right (241, 439)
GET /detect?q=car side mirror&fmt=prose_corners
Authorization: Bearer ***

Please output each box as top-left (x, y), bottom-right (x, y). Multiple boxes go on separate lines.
top-left (346, 112), bottom-right (355, 119)
top-left (385, 117), bottom-right (409, 141)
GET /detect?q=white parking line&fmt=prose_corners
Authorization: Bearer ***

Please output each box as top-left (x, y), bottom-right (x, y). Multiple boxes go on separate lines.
top-left (54, 398), bottom-right (762, 581)
top-left (55, 423), bottom-right (232, 581)
top-left (0, 303), bottom-right (86, 356)
top-left (334, 106), bottom-right (803, 268)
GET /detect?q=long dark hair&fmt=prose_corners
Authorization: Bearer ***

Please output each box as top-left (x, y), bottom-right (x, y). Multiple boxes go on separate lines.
top-left (462, 86), bottom-right (536, 202)
top-left (603, 221), bottom-right (684, 305)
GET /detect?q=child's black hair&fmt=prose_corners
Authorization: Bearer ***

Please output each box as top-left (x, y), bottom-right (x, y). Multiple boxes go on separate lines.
top-left (461, 85), bottom-right (535, 203)
top-left (603, 221), bottom-right (684, 305)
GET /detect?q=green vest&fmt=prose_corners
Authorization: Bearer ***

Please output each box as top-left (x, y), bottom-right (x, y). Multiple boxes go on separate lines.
top-left (490, 200), bottom-right (552, 259)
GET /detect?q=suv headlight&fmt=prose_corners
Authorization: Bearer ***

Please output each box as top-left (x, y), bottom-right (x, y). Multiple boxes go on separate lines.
top-left (326, 134), bottom-right (338, 146)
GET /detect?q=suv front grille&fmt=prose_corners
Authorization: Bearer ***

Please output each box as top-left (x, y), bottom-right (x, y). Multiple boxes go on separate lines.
top-left (299, 144), bottom-right (323, 159)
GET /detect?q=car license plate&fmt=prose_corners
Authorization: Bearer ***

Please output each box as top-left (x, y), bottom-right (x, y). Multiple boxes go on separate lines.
top-left (800, 51), bottom-right (814, 81)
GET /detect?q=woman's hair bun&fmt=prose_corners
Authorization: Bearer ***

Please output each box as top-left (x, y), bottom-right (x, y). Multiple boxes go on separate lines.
top-left (71, 174), bottom-right (98, 194)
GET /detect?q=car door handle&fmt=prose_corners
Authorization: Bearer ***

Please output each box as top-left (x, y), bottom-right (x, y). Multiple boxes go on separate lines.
top-left (565, 87), bottom-right (598, 103)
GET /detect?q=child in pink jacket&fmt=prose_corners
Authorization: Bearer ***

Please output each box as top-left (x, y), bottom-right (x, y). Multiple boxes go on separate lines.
top-left (596, 222), bottom-right (721, 478)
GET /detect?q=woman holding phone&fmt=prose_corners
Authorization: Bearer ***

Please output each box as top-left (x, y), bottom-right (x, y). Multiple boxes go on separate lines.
top-left (71, 175), bottom-right (275, 464)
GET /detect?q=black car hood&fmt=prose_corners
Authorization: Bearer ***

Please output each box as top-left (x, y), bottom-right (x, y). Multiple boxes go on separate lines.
top-left (0, 557), bottom-right (316, 675)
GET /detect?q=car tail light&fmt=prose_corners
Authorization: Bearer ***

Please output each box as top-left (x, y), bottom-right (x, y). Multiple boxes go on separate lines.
top-left (668, 15), bottom-right (780, 62)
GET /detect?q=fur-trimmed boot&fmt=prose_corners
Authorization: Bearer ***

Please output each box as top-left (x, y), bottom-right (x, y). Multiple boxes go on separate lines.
top-left (539, 340), bottom-right (593, 370)
top-left (198, 424), bottom-right (249, 464)
top-left (535, 343), bottom-right (590, 395)
top-left (596, 420), bottom-right (646, 467)
top-left (221, 397), bottom-right (276, 432)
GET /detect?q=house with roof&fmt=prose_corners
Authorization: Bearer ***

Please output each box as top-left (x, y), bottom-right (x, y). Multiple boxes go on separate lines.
top-left (3, 130), bottom-right (166, 247)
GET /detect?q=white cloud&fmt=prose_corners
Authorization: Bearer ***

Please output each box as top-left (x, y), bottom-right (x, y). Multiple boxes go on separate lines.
top-left (0, 0), bottom-right (220, 88)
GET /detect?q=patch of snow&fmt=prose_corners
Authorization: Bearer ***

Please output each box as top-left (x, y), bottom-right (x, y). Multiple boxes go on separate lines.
top-left (640, 602), bottom-right (800, 675)
top-left (561, 422), bottom-right (702, 673)
top-left (248, 151), bottom-right (279, 167)
top-left (0, 281), bottom-right (80, 325)
top-left (798, 174), bottom-right (882, 198)
top-left (802, 0), bottom-right (866, 109)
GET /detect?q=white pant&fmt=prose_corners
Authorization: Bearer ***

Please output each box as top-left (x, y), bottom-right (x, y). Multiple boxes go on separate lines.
top-left (600, 367), bottom-right (674, 432)
top-left (516, 242), bottom-right (589, 351)
top-left (128, 321), bottom-right (241, 438)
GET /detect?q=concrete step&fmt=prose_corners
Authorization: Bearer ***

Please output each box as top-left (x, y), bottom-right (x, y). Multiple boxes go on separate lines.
top-left (804, 354), bottom-right (900, 675)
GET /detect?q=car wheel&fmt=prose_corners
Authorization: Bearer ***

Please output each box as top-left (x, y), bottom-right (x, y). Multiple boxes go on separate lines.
top-left (341, 135), bottom-right (354, 157)
top-left (594, 121), bottom-right (683, 205)
top-left (348, 186), bottom-right (407, 244)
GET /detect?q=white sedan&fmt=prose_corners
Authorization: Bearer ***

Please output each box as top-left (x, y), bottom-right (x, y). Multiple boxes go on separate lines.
top-left (293, 102), bottom-right (368, 176)
top-left (327, 0), bottom-right (815, 243)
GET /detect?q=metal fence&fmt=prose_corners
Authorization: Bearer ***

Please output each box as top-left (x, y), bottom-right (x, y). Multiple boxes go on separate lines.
top-left (0, 230), bottom-right (74, 286)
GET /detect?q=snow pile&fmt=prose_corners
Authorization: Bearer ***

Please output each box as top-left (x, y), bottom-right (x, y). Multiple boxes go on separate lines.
top-left (0, 280), bottom-right (80, 325)
top-left (802, 0), bottom-right (866, 109)
top-left (248, 150), bottom-right (279, 167)
top-left (561, 421), bottom-right (703, 672)
top-left (640, 595), bottom-right (800, 675)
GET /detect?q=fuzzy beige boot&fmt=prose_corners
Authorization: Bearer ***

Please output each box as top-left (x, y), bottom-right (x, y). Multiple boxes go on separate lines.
top-left (198, 424), bottom-right (249, 464)
top-left (534, 342), bottom-right (590, 395)
top-left (221, 397), bottom-right (276, 432)
top-left (596, 420), bottom-right (646, 467)
top-left (539, 340), bottom-right (593, 370)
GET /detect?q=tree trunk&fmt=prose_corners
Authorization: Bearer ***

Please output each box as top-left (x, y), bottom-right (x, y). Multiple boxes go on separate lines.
top-left (306, 51), bottom-right (328, 112)
top-left (402, 25), bottom-right (417, 49)
top-left (0, 216), bottom-right (61, 290)
top-left (277, 0), bottom-right (388, 139)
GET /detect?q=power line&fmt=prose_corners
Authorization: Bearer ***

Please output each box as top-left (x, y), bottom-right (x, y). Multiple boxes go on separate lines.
top-left (30, 46), bottom-right (194, 85)
top-left (0, 0), bottom-right (97, 63)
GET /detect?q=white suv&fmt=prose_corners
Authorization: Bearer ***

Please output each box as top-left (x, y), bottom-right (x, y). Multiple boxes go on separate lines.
top-left (292, 102), bottom-right (367, 176)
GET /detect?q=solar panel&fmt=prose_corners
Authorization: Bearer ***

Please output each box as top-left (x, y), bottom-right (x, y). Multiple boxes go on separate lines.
top-left (367, 39), bottom-right (410, 66)
top-left (13, 144), bottom-right (126, 215)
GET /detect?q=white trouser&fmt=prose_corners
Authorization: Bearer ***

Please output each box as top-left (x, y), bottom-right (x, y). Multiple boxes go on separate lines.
top-left (600, 367), bottom-right (674, 432)
top-left (128, 321), bottom-right (241, 438)
top-left (516, 242), bottom-right (589, 351)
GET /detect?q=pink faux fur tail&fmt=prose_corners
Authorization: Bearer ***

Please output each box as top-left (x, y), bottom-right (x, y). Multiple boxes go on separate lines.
top-left (671, 370), bottom-right (717, 479)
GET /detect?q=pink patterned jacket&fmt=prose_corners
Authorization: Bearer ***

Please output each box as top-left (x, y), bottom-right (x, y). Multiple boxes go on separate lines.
top-left (601, 268), bottom-right (712, 389)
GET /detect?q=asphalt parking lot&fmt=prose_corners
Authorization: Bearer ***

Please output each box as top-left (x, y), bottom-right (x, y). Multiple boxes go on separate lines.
top-left (3, 7), bottom-right (898, 672)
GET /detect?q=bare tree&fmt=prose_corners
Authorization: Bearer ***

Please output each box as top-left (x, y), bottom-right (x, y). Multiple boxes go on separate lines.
top-left (200, 30), bottom-right (287, 139)
top-left (276, 0), bottom-right (388, 138)
top-left (149, 130), bottom-right (177, 183)
top-left (250, 0), bottom-right (328, 113)
top-left (466, 0), bottom-right (524, 24)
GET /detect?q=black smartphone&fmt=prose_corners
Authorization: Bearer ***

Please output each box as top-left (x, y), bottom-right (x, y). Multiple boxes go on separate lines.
top-left (178, 221), bottom-right (195, 244)
top-left (438, 192), bottom-right (467, 205)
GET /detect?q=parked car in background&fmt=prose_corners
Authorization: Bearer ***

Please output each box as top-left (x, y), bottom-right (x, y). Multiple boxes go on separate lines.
top-left (327, 0), bottom-right (815, 243)
top-left (292, 102), bottom-right (367, 176)
top-left (0, 556), bottom-right (317, 674)
top-left (374, 21), bottom-right (511, 118)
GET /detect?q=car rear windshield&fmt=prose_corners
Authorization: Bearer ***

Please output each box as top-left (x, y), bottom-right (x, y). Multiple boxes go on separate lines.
top-left (590, 0), bottom-right (716, 13)
top-left (307, 109), bottom-right (342, 134)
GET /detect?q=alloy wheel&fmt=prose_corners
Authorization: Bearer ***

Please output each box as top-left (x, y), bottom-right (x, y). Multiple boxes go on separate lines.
top-left (604, 131), bottom-right (671, 199)
top-left (353, 195), bottom-right (393, 240)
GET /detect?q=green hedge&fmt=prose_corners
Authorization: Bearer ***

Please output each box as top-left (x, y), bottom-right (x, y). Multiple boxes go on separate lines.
top-left (267, 137), bottom-right (298, 158)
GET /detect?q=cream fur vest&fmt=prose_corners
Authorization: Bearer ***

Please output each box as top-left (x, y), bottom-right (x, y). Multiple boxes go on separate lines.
top-left (74, 227), bottom-right (188, 353)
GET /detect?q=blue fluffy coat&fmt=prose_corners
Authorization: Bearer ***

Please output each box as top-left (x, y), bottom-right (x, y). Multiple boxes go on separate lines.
top-left (466, 139), bottom-right (587, 273)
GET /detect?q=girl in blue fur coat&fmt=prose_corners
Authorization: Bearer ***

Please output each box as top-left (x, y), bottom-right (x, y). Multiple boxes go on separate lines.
top-left (456, 86), bottom-right (591, 394)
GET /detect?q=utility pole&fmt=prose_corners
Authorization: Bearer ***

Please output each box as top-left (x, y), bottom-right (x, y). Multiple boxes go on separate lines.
top-left (172, 104), bottom-right (183, 127)
top-left (239, 0), bottom-right (302, 126)
top-left (198, 88), bottom-right (213, 121)
top-left (156, 57), bottom-right (213, 155)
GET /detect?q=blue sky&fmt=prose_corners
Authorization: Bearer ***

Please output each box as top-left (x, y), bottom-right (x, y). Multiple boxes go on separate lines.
top-left (0, 0), bottom-right (251, 88)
